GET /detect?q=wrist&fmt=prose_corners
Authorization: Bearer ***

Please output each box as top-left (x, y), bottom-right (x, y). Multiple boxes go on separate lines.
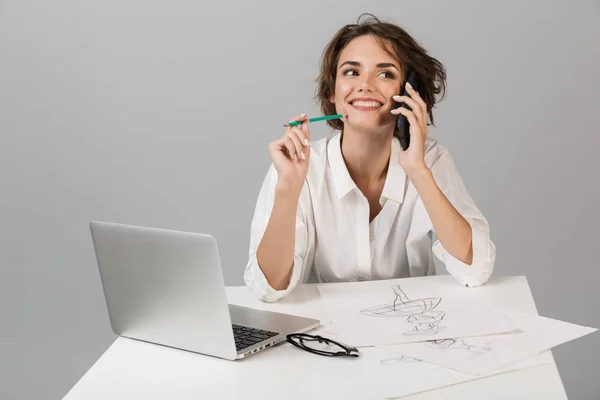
top-left (275, 182), bottom-right (302, 201)
top-left (406, 165), bottom-right (432, 183)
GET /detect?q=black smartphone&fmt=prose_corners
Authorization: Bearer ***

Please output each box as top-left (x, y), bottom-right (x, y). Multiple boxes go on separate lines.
top-left (396, 70), bottom-right (418, 151)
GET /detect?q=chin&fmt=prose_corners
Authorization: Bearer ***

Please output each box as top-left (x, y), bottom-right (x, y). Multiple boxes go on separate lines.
top-left (346, 116), bottom-right (389, 131)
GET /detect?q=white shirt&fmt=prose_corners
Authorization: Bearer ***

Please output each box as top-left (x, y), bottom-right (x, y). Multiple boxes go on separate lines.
top-left (244, 132), bottom-right (496, 302)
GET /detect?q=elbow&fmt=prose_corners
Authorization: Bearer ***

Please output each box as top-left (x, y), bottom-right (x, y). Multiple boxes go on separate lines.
top-left (266, 275), bottom-right (291, 292)
top-left (437, 233), bottom-right (496, 288)
top-left (244, 274), bottom-right (281, 303)
top-left (457, 227), bottom-right (475, 266)
top-left (460, 270), bottom-right (492, 288)
top-left (465, 239), bottom-right (474, 266)
top-left (258, 257), bottom-right (294, 292)
top-left (244, 256), bottom-right (295, 303)
top-left (462, 242), bottom-right (496, 288)
top-left (455, 239), bottom-right (474, 266)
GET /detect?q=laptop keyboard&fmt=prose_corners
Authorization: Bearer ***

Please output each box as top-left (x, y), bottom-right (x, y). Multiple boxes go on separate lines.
top-left (232, 324), bottom-right (279, 352)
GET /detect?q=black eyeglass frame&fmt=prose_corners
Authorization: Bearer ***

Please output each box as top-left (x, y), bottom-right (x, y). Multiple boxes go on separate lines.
top-left (286, 333), bottom-right (360, 357)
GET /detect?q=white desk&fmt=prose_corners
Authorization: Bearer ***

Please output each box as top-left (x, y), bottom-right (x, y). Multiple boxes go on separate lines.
top-left (63, 275), bottom-right (568, 399)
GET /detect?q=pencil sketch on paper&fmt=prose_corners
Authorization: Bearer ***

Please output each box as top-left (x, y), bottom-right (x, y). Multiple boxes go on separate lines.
top-left (360, 285), bottom-right (446, 336)
top-left (425, 338), bottom-right (492, 358)
top-left (380, 355), bottom-right (422, 365)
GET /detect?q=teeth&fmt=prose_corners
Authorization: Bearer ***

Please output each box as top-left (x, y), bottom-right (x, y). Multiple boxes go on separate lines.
top-left (352, 101), bottom-right (382, 107)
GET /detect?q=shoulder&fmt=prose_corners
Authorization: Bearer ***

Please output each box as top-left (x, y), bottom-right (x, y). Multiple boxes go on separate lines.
top-left (306, 133), bottom-right (334, 174)
top-left (422, 137), bottom-right (469, 193)
top-left (423, 137), bottom-right (452, 169)
top-left (307, 134), bottom-right (332, 160)
top-left (296, 133), bottom-right (336, 198)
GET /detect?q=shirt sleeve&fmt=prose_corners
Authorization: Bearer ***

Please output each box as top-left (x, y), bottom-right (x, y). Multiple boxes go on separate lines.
top-left (428, 149), bottom-right (497, 287)
top-left (243, 164), bottom-right (313, 302)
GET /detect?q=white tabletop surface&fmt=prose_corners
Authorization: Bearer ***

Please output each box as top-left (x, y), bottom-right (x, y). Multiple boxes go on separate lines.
top-left (63, 275), bottom-right (568, 399)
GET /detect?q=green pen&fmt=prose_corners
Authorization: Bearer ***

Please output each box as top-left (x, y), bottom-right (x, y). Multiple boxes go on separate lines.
top-left (284, 113), bottom-right (345, 127)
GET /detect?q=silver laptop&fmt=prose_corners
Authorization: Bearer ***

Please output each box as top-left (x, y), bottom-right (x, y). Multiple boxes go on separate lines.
top-left (89, 221), bottom-right (320, 360)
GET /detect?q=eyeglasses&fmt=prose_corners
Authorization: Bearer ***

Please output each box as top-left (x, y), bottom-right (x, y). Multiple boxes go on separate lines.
top-left (286, 333), bottom-right (359, 357)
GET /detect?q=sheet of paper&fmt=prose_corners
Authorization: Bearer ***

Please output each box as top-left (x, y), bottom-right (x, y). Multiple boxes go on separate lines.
top-left (316, 280), bottom-right (517, 346)
top-left (380, 310), bottom-right (597, 376)
top-left (337, 347), bottom-right (550, 399)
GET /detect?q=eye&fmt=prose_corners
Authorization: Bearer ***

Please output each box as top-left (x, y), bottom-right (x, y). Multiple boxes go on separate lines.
top-left (342, 69), bottom-right (358, 76)
top-left (379, 71), bottom-right (395, 79)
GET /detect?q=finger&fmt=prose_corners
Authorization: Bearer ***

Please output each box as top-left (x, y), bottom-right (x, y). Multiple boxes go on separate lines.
top-left (396, 108), bottom-right (421, 137)
top-left (290, 125), bottom-right (309, 148)
top-left (394, 101), bottom-right (428, 139)
top-left (299, 115), bottom-right (311, 143)
top-left (287, 128), bottom-right (307, 160)
top-left (392, 95), bottom-right (424, 122)
top-left (268, 136), bottom-right (288, 158)
top-left (283, 136), bottom-right (298, 161)
top-left (404, 83), bottom-right (428, 112)
top-left (284, 113), bottom-right (308, 127)
top-left (269, 135), bottom-right (288, 150)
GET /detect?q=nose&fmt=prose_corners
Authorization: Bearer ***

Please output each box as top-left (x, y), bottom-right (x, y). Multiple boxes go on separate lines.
top-left (358, 83), bottom-right (373, 93)
top-left (357, 75), bottom-right (374, 93)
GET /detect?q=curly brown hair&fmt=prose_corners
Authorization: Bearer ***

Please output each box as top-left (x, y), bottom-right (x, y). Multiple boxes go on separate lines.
top-left (314, 13), bottom-right (447, 134)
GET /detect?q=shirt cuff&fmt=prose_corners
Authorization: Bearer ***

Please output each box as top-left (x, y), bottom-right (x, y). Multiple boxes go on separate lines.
top-left (432, 219), bottom-right (496, 287)
top-left (243, 252), bottom-right (304, 303)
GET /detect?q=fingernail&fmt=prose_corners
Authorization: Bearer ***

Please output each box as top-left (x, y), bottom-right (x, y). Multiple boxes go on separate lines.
top-left (406, 82), bottom-right (413, 90)
top-left (301, 151), bottom-right (306, 160)
top-left (300, 113), bottom-right (307, 117)
top-left (304, 138), bottom-right (310, 146)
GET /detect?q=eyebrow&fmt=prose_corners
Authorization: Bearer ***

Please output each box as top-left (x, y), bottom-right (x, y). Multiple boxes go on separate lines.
top-left (339, 61), bottom-right (400, 71)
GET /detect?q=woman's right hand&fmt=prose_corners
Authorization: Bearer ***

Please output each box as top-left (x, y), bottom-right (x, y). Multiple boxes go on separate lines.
top-left (268, 114), bottom-right (311, 195)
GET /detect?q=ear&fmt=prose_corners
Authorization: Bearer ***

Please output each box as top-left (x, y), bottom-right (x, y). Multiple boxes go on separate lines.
top-left (329, 95), bottom-right (334, 104)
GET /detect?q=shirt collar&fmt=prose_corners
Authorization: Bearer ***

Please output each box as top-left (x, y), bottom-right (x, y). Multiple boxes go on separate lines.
top-left (327, 133), bottom-right (407, 204)
top-left (327, 133), bottom-right (356, 198)
top-left (381, 136), bottom-right (407, 204)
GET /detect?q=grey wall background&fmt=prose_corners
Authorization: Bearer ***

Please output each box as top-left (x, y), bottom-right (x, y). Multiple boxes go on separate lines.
top-left (1, 0), bottom-right (598, 399)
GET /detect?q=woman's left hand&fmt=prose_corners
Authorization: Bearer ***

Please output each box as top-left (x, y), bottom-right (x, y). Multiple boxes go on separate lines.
top-left (391, 82), bottom-right (429, 176)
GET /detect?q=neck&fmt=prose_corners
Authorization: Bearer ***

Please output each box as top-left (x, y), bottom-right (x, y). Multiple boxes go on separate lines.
top-left (340, 128), bottom-right (393, 185)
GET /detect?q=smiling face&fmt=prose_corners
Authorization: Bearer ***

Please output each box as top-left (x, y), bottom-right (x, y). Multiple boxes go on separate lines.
top-left (330, 35), bottom-right (403, 134)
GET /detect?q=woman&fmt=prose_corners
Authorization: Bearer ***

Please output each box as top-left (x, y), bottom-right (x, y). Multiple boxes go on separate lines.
top-left (244, 14), bottom-right (496, 302)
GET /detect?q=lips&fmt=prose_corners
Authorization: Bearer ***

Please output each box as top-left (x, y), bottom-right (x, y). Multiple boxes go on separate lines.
top-left (349, 97), bottom-right (384, 111)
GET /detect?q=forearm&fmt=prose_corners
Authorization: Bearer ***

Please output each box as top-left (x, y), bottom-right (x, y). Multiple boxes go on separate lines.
top-left (255, 185), bottom-right (300, 290)
top-left (409, 168), bottom-right (473, 265)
